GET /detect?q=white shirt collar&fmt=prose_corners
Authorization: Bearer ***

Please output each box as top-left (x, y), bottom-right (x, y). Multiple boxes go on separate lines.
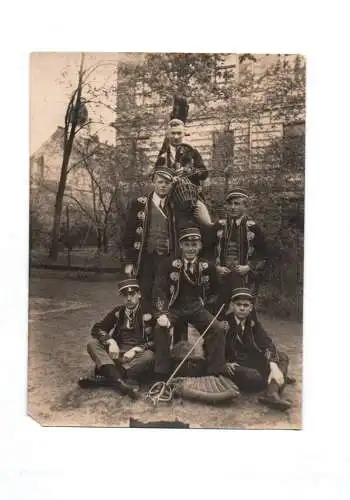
top-left (235, 216), bottom-right (243, 226)
top-left (184, 258), bottom-right (197, 265)
top-left (152, 191), bottom-right (167, 207)
top-left (234, 316), bottom-right (246, 327)
top-left (125, 305), bottom-right (138, 316)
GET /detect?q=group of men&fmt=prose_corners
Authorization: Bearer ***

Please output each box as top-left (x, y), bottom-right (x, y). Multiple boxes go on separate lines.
top-left (79, 118), bottom-right (294, 413)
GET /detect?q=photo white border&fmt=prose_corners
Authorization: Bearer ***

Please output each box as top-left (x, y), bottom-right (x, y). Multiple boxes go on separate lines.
top-left (1, 1), bottom-right (350, 499)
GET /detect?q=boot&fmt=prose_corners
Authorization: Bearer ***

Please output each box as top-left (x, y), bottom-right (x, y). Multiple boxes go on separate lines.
top-left (285, 375), bottom-right (296, 385)
top-left (78, 367), bottom-right (110, 388)
top-left (99, 364), bottom-right (139, 400)
top-left (258, 380), bottom-right (292, 412)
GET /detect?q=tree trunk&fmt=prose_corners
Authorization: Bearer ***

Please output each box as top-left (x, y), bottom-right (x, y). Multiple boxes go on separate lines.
top-left (49, 53), bottom-right (85, 260)
top-left (65, 205), bottom-right (72, 267)
top-left (96, 226), bottom-right (103, 252)
top-left (102, 228), bottom-right (108, 254)
top-left (49, 168), bottom-right (68, 260)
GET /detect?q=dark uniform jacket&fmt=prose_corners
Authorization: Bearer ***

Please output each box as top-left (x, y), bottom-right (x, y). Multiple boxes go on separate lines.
top-left (214, 215), bottom-right (269, 292)
top-left (153, 256), bottom-right (220, 316)
top-left (155, 143), bottom-right (208, 187)
top-left (224, 313), bottom-right (279, 364)
top-left (122, 192), bottom-right (179, 273)
top-left (91, 304), bottom-right (153, 348)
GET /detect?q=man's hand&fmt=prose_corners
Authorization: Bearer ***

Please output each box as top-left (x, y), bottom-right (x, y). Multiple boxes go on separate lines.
top-left (183, 165), bottom-right (193, 175)
top-left (106, 339), bottom-right (120, 360)
top-left (157, 314), bottom-right (171, 328)
top-left (122, 346), bottom-right (144, 363)
top-left (96, 330), bottom-right (109, 343)
top-left (216, 266), bottom-right (231, 276)
top-left (268, 362), bottom-right (284, 386)
top-left (224, 362), bottom-right (239, 378)
top-left (235, 265), bottom-right (250, 276)
top-left (124, 264), bottom-right (134, 277)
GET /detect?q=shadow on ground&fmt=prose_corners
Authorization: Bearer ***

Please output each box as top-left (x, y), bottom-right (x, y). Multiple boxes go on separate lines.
top-left (28, 270), bottom-right (302, 429)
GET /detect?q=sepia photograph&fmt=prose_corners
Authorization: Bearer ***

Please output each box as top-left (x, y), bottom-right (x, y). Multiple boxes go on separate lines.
top-left (29, 52), bottom-right (305, 429)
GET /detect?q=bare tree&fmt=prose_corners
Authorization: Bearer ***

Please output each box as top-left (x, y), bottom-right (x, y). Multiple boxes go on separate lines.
top-left (65, 136), bottom-right (121, 256)
top-left (49, 53), bottom-right (87, 260)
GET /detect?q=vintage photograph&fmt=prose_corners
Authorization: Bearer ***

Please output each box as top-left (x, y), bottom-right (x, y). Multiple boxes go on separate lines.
top-left (29, 52), bottom-right (305, 429)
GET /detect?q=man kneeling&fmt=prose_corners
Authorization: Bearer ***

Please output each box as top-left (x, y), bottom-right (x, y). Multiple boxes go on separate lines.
top-left (79, 279), bottom-right (155, 400)
top-left (223, 287), bottom-right (293, 411)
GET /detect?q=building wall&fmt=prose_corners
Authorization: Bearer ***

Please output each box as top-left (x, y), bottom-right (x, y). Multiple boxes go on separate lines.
top-left (30, 127), bottom-right (100, 232)
top-left (114, 53), bottom-right (305, 182)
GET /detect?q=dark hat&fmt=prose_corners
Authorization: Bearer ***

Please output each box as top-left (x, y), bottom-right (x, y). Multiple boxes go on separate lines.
top-left (118, 278), bottom-right (140, 294)
top-left (231, 287), bottom-right (253, 301)
top-left (226, 188), bottom-right (249, 201)
top-left (179, 227), bottom-right (201, 242)
top-left (170, 95), bottom-right (189, 124)
top-left (153, 165), bottom-right (174, 182)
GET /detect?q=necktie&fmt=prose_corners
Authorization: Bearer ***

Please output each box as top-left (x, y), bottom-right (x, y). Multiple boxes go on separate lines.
top-left (186, 261), bottom-right (195, 278)
top-left (159, 200), bottom-right (168, 216)
top-left (236, 320), bottom-right (244, 343)
top-left (126, 310), bottom-right (134, 329)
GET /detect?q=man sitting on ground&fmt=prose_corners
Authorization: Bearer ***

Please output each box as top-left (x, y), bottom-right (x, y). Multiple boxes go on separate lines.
top-left (222, 287), bottom-right (294, 411)
top-left (78, 279), bottom-right (155, 400)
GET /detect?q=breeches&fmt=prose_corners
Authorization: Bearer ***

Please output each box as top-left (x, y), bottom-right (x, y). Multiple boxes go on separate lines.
top-left (87, 340), bottom-right (155, 380)
top-left (194, 199), bottom-right (212, 226)
top-left (138, 253), bottom-right (169, 313)
top-left (153, 306), bottom-right (226, 375)
top-left (228, 350), bottom-right (289, 392)
top-left (177, 200), bottom-right (213, 233)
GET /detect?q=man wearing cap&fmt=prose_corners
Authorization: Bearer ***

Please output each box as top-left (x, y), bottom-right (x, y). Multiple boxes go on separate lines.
top-left (152, 227), bottom-right (227, 378)
top-left (122, 166), bottom-right (180, 315)
top-left (156, 119), bottom-right (208, 187)
top-left (155, 118), bottom-right (212, 226)
top-left (214, 188), bottom-right (269, 304)
top-left (79, 279), bottom-right (155, 399)
top-left (222, 287), bottom-right (293, 411)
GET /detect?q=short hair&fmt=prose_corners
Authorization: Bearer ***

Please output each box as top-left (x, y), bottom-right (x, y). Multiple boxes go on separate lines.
top-left (168, 118), bottom-right (185, 129)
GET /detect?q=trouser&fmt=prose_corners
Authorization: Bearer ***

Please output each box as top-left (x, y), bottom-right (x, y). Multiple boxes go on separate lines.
top-left (194, 199), bottom-right (212, 227)
top-left (228, 350), bottom-right (289, 392)
top-left (153, 306), bottom-right (226, 375)
top-left (139, 253), bottom-right (189, 342)
top-left (87, 340), bottom-right (155, 381)
top-left (177, 200), bottom-right (212, 229)
top-left (138, 252), bottom-right (169, 314)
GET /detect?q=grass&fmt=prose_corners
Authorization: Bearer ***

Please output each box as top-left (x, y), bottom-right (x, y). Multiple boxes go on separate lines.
top-left (28, 269), bottom-right (302, 429)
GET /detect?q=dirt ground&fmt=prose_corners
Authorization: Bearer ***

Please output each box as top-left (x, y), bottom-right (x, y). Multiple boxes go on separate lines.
top-left (28, 269), bottom-right (302, 429)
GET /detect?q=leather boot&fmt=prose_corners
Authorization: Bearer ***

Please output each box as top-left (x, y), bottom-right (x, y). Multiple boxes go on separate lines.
top-left (99, 364), bottom-right (139, 400)
top-left (258, 380), bottom-right (292, 412)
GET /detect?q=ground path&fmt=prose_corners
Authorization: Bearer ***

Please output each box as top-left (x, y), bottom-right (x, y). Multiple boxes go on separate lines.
top-left (28, 269), bottom-right (302, 429)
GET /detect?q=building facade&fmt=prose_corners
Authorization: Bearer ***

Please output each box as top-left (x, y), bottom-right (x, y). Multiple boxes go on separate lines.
top-left (113, 53), bottom-right (305, 191)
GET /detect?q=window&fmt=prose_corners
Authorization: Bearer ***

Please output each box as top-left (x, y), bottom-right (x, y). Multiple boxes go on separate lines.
top-left (212, 131), bottom-right (234, 172)
top-left (282, 121), bottom-right (305, 170)
top-left (283, 122), bottom-right (305, 137)
top-left (213, 63), bottom-right (235, 87)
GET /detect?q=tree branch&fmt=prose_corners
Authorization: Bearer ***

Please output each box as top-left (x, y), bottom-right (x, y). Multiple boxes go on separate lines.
top-left (63, 192), bottom-right (95, 223)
